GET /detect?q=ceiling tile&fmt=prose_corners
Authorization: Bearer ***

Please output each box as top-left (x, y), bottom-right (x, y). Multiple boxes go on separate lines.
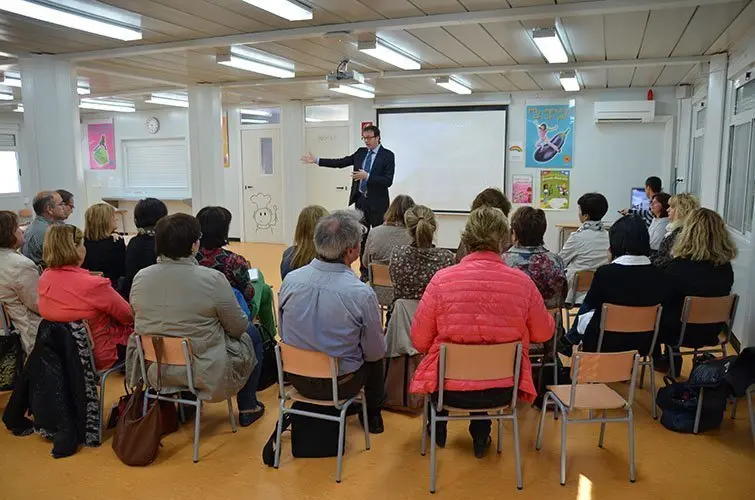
top-left (560, 15), bottom-right (604, 62)
top-left (706, 0), bottom-right (755, 53)
top-left (377, 30), bottom-right (457, 67)
top-left (529, 72), bottom-right (561, 90)
top-left (603, 12), bottom-right (648, 60)
top-left (655, 64), bottom-right (696, 86)
top-left (638, 7), bottom-right (696, 58)
top-left (506, 72), bottom-right (540, 90)
top-left (407, 27), bottom-right (487, 66)
top-left (477, 73), bottom-right (518, 91)
top-left (630, 67), bottom-right (663, 88)
top-left (406, 0), bottom-right (468, 15)
top-left (352, 0), bottom-right (423, 17)
top-left (481, 21), bottom-right (544, 64)
top-left (307, 0), bottom-right (385, 21)
top-left (443, 24), bottom-right (517, 65)
top-left (671, 1), bottom-right (750, 57)
top-left (579, 69), bottom-right (607, 89)
top-left (607, 68), bottom-right (634, 88)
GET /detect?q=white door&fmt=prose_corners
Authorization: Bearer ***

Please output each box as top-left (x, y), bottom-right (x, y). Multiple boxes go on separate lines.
top-left (241, 128), bottom-right (283, 243)
top-left (305, 125), bottom-right (352, 210)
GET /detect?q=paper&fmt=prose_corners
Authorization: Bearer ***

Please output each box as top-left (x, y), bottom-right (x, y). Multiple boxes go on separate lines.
top-left (87, 122), bottom-right (116, 170)
top-left (248, 268), bottom-right (259, 281)
top-left (540, 170), bottom-right (570, 210)
top-left (508, 142), bottom-right (524, 162)
top-left (512, 175), bottom-right (533, 204)
top-left (526, 104), bottom-right (575, 168)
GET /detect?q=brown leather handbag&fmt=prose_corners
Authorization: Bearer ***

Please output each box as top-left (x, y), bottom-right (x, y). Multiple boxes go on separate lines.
top-left (112, 338), bottom-right (166, 466)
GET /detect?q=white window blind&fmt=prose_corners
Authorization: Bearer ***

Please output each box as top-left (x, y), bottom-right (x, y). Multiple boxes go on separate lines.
top-left (0, 133), bottom-right (16, 148)
top-left (0, 132), bottom-right (20, 195)
top-left (123, 138), bottom-right (189, 190)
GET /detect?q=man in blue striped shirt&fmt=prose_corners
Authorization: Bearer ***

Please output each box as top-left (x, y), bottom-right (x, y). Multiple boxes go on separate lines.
top-left (620, 176), bottom-right (662, 227)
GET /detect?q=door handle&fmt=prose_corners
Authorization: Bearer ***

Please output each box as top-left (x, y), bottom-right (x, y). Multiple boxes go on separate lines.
top-left (336, 186), bottom-right (346, 191)
top-left (244, 185), bottom-right (254, 190)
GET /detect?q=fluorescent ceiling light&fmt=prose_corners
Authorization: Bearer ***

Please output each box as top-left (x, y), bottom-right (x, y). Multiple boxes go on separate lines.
top-left (434, 76), bottom-right (471, 95)
top-left (329, 83), bottom-right (375, 99)
top-left (242, 0), bottom-right (312, 21)
top-left (0, 0), bottom-right (142, 41)
top-left (217, 46), bottom-right (295, 78)
top-left (145, 92), bottom-right (189, 108)
top-left (0, 88), bottom-right (13, 101)
top-left (241, 118), bottom-right (269, 124)
top-left (80, 98), bottom-right (135, 113)
top-left (559, 71), bottom-right (580, 92)
top-left (2, 71), bottom-right (93, 95)
top-left (240, 109), bottom-right (272, 117)
top-left (13, 104), bottom-right (24, 113)
top-left (77, 79), bottom-right (90, 95)
top-left (532, 27), bottom-right (568, 64)
top-left (358, 38), bottom-right (420, 70)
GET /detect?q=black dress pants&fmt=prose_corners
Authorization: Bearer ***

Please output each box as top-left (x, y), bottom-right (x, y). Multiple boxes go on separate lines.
top-left (432, 387), bottom-right (514, 440)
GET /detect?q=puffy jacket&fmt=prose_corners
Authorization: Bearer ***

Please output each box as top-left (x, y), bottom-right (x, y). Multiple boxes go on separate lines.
top-left (409, 251), bottom-right (554, 403)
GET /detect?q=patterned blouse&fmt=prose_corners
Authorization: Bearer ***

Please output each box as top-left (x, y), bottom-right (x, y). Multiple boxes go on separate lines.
top-left (502, 245), bottom-right (567, 309)
top-left (196, 247), bottom-right (255, 308)
top-left (651, 227), bottom-right (680, 269)
top-left (389, 245), bottom-right (456, 301)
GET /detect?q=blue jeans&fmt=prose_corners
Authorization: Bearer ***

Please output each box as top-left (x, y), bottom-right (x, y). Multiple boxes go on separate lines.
top-left (233, 289), bottom-right (264, 411)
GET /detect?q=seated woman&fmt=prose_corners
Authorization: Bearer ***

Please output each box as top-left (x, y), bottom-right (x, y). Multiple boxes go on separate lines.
top-left (648, 193), bottom-right (671, 252)
top-left (281, 205), bottom-right (328, 280)
top-left (81, 203), bottom-right (126, 288)
top-left (121, 198), bottom-right (168, 299)
top-left (196, 206), bottom-right (276, 343)
top-left (390, 205), bottom-right (455, 301)
top-left (656, 208), bottom-right (737, 374)
top-left (558, 192), bottom-right (610, 305)
top-left (128, 214), bottom-right (261, 426)
top-left (456, 187), bottom-right (512, 262)
top-left (0, 211), bottom-right (42, 355)
top-left (651, 192), bottom-right (699, 269)
top-left (38, 225), bottom-right (133, 371)
top-left (560, 215), bottom-right (670, 355)
top-left (503, 206), bottom-right (567, 309)
top-left (363, 194), bottom-right (415, 271)
top-left (410, 207), bottom-right (554, 458)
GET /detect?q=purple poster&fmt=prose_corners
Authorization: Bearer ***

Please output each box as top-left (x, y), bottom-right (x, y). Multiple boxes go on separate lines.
top-left (88, 122), bottom-right (116, 170)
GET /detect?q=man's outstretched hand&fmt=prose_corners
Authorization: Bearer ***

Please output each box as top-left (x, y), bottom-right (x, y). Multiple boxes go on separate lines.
top-left (301, 153), bottom-right (317, 164)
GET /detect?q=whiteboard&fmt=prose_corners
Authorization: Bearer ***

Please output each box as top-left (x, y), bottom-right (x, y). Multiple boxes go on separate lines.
top-left (378, 107), bottom-right (507, 212)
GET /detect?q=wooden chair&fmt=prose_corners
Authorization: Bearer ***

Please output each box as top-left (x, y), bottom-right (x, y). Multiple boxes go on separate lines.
top-left (421, 342), bottom-right (524, 493)
top-left (368, 262), bottom-right (393, 325)
top-left (273, 343), bottom-right (370, 483)
top-left (536, 350), bottom-right (642, 485)
top-left (532, 307), bottom-right (562, 395)
top-left (135, 335), bottom-right (237, 463)
top-left (566, 270), bottom-right (596, 329)
top-left (596, 304), bottom-right (662, 419)
top-left (0, 303), bottom-right (12, 336)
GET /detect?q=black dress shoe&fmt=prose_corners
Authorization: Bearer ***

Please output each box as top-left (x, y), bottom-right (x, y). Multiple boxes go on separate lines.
top-left (473, 435), bottom-right (491, 459)
top-left (358, 412), bottom-right (384, 434)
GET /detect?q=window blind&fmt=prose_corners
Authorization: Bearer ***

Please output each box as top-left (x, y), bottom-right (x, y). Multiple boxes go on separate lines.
top-left (123, 138), bottom-right (189, 190)
top-left (0, 133), bottom-right (17, 149)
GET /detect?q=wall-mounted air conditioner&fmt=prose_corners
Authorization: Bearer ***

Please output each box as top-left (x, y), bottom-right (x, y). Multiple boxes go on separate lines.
top-left (594, 101), bottom-right (656, 123)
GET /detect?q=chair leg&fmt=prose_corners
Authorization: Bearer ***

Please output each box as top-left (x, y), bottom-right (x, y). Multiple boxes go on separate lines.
top-left (336, 407), bottom-right (347, 483)
top-left (693, 388), bottom-right (705, 435)
top-left (639, 361), bottom-right (646, 389)
top-left (497, 412), bottom-right (503, 454)
top-left (429, 407), bottom-right (437, 494)
top-left (536, 393), bottom-right (550, 451)
top-left (273, 403), bottom-right (285, 469)
top-left (628, 409), bottom-right (636, 483)
top-left (598, 409), bottom-right (607, 448)
top-left (360, 392), bottom-right (370, 451)
top-left (98, 374), bottom-right (107, 445)
top-left (669, 350), bottom-right (677, 382)
top-left (649, 359), bottom-right (658, 420)
top-left (227, 398), bottom-right (237, 433)
top-left (747, 392), bottom-right (755, 449)
top-left (560, 408), bottom-right (568, 486)
top-left (512, 409), bottom-right (523, 490)
top-left (142, 388), bottom-right (150, 417)
top-left (731, 398), bottom-right (738, 420)
top-left (421, 396), bottom-right (428, 456)
top-left (193, 401), bottom-right (202, 463)
top-left (176, 394), bottom-right (185, 423)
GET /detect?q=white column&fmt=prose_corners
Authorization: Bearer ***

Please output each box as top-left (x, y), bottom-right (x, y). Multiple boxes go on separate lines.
top-left (188, 85), bottom-right (224, 212)
top-left (20, 56), bottom-right (85, 228)
top-left (699, 54), bottom-right (728, 209)
top-left (280, 102), bottom-right (305, 244)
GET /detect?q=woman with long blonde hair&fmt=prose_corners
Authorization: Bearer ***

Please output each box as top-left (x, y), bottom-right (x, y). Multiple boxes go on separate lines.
top-left (656, 208), bottom-right (737, 375)
top-left (281, 205), bottom-right (329, 280)
top-left (82, 202), bottom-right (125, 287)
top-left (651, 192), bottom-right (699, 268)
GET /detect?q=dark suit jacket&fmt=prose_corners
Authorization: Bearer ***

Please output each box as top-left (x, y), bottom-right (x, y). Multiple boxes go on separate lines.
top-left (318, 146), bottom-right (395, 225)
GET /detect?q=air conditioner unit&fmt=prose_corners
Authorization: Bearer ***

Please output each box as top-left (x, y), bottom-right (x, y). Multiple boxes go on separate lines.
top-left (594, 101), bottom-right (656, 123)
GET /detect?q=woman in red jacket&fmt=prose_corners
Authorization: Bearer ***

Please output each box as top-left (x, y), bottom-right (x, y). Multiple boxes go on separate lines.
top-left (410, 206), bottom-right (554, 458)
top-left (38, 225), bottom-right (133, 371)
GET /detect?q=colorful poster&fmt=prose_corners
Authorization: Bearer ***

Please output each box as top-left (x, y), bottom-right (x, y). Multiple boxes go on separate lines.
top-left (508, 142), bottom-right (524, 163)
top-left (512, 175), bottom-right (533, 204)
top-left (525, 104), bottom-right (574, 168)
top-left (540, 170), bottom-right (570, 210)
top-left (87, 122), bottom-right (116, 170)
top-left (222, 113), bottom-right (230, 168)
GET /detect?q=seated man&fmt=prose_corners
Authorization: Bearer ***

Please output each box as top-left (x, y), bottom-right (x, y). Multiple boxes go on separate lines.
top-left (21, 191), bottom-right (67, 266)
top-left (279, 209), bottom-right (387, 433)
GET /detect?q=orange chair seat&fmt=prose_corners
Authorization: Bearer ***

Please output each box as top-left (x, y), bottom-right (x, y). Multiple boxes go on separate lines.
top-left (547, 384), bottom-right (627, 410)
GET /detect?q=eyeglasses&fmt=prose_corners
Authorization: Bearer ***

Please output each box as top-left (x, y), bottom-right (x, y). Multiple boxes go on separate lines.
top-left (361, 135), bottom-right (376, 141)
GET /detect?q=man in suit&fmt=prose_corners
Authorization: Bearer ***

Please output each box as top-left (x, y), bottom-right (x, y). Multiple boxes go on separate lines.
top-left (302, 125), bottom-right (395, 279)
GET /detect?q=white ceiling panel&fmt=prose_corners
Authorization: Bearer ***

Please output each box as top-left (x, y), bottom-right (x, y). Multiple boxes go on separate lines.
top-left (506, 72), bottom-right (541, 90)
top-left (481, 21), bottom-right (545, 64)
top-left (630, 67), bottom-right (663, 88)
top-left (443, 24), bottom-right (518, 65)
top-left (671, 2), bottom-right (750, 57)
top-left (459, 0), bottom-right (512, 10)
top-left (407, 27), bottom-right (487, 66)
top-left (655, 64), bottom-right (697, 86)
top-left (308, 0), bottom-right (385, 22)
top-left (406, 0), bottom-right (468, 15)
top-left (560, 15), bottom-right (605, 61)
top-left (254, 42), bottom-right (341, 73)
top-left (507, 0), bottom-right (555, 6)
top-left (603, 12), bottom-right (649, 60)
top-left (607, 68), bottom-right (635, 88)
top-left (707, 0), bottom-right (755, 53)
top-left (376, 30), bottom-right (457, 67)
top-left (353, 0), bottom-right (423, 17)
top-left (529, 72), bottom-right (562, 90)
top-left (579, 69), bottom-right (607, 89)
top-left (103, 0), bottom-right (240, 36)
top-left (477, 73), bottom-right (519, 91)
top-left (638, 8), bottom-right (696, 58)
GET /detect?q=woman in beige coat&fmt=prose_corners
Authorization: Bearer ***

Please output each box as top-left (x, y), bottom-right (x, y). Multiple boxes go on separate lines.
top-left (126, 213), bottom-right (259, 426)
top-left (0, 211), bottom-right (42, 354)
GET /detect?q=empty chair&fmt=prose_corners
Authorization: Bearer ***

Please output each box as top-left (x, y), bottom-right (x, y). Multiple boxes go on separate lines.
top-left (83, 320), bottom-right (125, 445)
top-left (566, 270), bottom-right (595, 329)
top-left (532, 308), bottom-right (563, 394)
top-left (135, 334), bottom-right (238, 463)
top-left (368, 262), bottom-right (393, 323)
top-left (421, 342), bottom-right (524, 493)
top-left (273, 343), bottom-right (370, 483)
top-left (536, 350), bottom-right (642, 485)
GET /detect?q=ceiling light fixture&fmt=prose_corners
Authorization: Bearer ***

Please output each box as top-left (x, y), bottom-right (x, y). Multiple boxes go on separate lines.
top-left (241, 118), bottom-right (269, 124)
top-left (559, 71), bottom-right (580, 92)
top-left (240, 109), bottom-right (272, 117)
top-left (358, 35), bottom-right (420, 70)
top-left (242, 0), bottom-right (312, 21)
top-left (217, 45), bottom-right (296, 78)
top-left (434, 76), bottom-right (471, 95)
top-left (532, 27), bottom-right (568, 64)
top-left (79, 98), bottom-right (135, 113)
top-left (328, 83), bottom-right (375, 99)
top-left (77, 79), bottom-right (91, 95)
top-left (145, 91), bottom-right (189, 108)
top-left (2, 71), bottom-right (94, 95)
top-left (0, 0), bottom-right (142, 41)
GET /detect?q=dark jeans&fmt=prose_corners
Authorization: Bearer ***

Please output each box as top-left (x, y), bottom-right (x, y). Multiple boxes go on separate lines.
top-left (236, 325), bottom-right (264, 411)
top-left (432, 387), bottom-right (514, 441)
top-left (288, 360), bottom-right (385, 415)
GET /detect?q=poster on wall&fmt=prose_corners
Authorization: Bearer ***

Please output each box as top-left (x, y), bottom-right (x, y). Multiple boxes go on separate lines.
top-left (511, 174), bottom-right (533, 204)
top-left (222, 113), bottom-right (230, 168)
top-left (508, 142), bottom-right (524, 163)
top-left (87, 122), bottom-right (116, 170)
top-left (525, 104), bottom-right (574, 168)
top-left (540, 170), bottom-right (570, 210)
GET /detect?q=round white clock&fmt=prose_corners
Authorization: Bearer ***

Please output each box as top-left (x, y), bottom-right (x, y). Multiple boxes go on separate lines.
top-left (146, 117), bottom-right (160, 134)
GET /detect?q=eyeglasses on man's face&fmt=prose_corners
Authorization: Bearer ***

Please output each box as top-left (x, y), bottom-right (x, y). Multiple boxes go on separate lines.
top-left (361, 135), bottom-right (376, 142)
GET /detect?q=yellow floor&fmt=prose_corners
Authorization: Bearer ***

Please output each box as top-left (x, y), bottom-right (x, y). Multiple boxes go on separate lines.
top-left (1, 243), bottom-right (753, 499)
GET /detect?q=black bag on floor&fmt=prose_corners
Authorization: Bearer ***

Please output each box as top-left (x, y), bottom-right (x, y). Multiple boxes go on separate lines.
top-left (0, 330), bottom-right (23, 391)
top-left (256, 323), bottom-right (278, 391)
top-left (262, 402), bottom-right (345, 465)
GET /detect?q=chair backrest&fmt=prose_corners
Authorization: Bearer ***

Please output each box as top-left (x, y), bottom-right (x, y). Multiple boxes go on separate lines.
top-left (138, 334), bottom-right (193, 365)
top-left (275, 343), bottom-right (341, 406)
top-left (682, 295), bottom-right (738, 325)
top-left (573, 270), bottom-right (595, 293)
top-left (0, 303), bottom-right (12, 335)
top-left (597, 304), bottom-right (663, 355)
top-left (369, 263), bottom-right (393, 288)
top-left (572, 350), bottom-right (638, 384)
top-left (546, 307), bottom-right (562, 330)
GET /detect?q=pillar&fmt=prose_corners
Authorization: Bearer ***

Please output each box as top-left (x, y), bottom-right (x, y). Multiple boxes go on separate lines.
top-left (188, 85), bottom-right (224, 212)
top-left (699, 54), bottom-right (728, 209)
top-left (20, 56), bottom-right (86, 228)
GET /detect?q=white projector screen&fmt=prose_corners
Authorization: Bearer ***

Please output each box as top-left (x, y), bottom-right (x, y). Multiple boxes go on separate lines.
top-left (378, 107), bottom-right (507, 212)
